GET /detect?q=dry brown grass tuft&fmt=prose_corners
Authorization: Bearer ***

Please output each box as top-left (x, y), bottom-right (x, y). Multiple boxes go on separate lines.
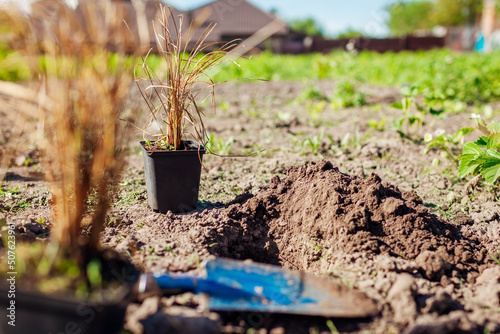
top-left (136, 5), bottom-right (239, 151)
top-left (0, 0), bottom-right (149, 264)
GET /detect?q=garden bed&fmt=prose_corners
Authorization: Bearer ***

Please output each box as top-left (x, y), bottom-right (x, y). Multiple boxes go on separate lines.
top-left (2, 80), bottom-right (500, 333)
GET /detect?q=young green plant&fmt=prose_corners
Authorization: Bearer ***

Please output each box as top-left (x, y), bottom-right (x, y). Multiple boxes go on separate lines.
top-left (425, 127), bottom-right (475, 162)
top-left (458, 116), bottom-right (500, 184)
top-left (391, 85), bottom-right (445, 140)
top-left (330, 80), bottom-right (366, 109)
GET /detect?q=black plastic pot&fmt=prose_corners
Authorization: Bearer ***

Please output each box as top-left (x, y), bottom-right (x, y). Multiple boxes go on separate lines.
top-left (140, 140), bottom-right (206, 213)
top-left (0, 285), bottom-right (130, 334)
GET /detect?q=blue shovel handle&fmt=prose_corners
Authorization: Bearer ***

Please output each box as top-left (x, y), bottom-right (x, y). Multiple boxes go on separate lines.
top-left (153, 274), bottom-right (261, 300)
top-left (153, 274), bottom-right (199, 293)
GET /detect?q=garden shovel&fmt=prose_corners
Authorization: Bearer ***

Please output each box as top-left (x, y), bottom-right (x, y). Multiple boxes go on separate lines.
top-left (136, 258), bottom-right (378, 318)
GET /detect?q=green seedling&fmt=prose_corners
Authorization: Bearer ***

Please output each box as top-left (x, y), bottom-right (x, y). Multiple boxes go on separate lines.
top-left (425, 127), bottom-right (475, 162)
top-left (165, 246), bottom-right (176, 255)
top-left (391, 88), bottom-right (424, 138)
top-left (158, 139), bottom-right (174, 151)
top-left (106, 216), bottom-right (118, 226)
top-left (306, 100), bottom-right (326, 127)
top-left (242, 107), bottom-right (259, 118)
top-left (86, 259), bottom-right (102, 288)
top-left (276, 111), bottom-right (292, 123)
top-left (219, 101), bottom-right (229, 111)
top-left (143, 139), bottom-right (174, 151)
top-left (459, 117), bottom-right (500, 184)
top-left (206, 133), bottom-right (234, 155)
top-left (339, 130), bottom-right (371, 151)
top-left (189, 254), bottom-right (201, 268)
top-left (314, 56), bottom-right (332, 79)
top-left (330, 80), bottom-right (366, 109)
top-left (391, 85), bottom-right (444, 140)
top-left (117, 185), bottom-right (145, 206)
top-left (298, 84), bottom-right (328, 102)
top-left (1, 185), bottom-right (20, 197)
top-left (367, 118), bottom-right (387, 131)
top-left (326, 320), bottom-right (340, 334)
top-left (302, 130), bottom-right (325, 155)
top-left (127, 142), bottom-right (142, 156)
top-left (490, 253), bottom-right (500, 266)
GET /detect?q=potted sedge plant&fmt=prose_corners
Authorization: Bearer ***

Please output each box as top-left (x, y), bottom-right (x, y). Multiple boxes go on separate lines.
top-left (136, 5), bottom-right (238, 213)
top-left (0, 1), bottom-right (148, 332)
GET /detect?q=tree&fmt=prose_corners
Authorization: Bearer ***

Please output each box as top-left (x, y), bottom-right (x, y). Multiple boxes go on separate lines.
top-left (289, 17), bottom-right (324, 36)
top-left (430, 0), bottom-right (483, 26)
top-left (387, 1), bottom-right (434, 36)
top-left (336, 28), bottom-right (365, 39)
top-left (387, 0), bottom-right (485, 36)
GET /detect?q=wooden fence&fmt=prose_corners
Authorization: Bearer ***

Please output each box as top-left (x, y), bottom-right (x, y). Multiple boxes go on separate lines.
top-left (309, 36), bottom-right (445, 53)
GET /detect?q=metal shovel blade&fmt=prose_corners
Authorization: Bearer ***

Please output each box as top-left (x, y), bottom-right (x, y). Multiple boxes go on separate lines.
top-left (153, 258), bottom-right (379, 318)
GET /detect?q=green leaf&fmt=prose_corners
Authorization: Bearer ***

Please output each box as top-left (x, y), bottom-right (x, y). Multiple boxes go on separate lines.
top-left (402, 98), bottom-right (412, 110)
top-left (487, 121), bottom-right (500, 134)
top-left (415, 103), bottom-right (425, 112)
top-left (476, 118), bottom-right (489, 136)
top-left (427, 142), bottom-right (441, 148)
top-left (407, 116), bottom-right (420, 125)
top-left (87, 260), bottom-right (102, 287)
top-left (458, 155), bottom-right (482, 177)
top-left (475, 136), bottom-right (488, 147)
top-left (456, 127), bottom-right (475, 137)
top-left (458, 142), bottom-right (485, 177)
top-left (391, 102), bottom-right (403, 110)
top-left (429, 108), bottom-right (445, 116)
top-left (461, 142), bottom-right (483, 156)
top-left (480, 157), bottom-right (500, 183)
top-left (487, 133), bottom-right (500, 149)
top-left (399, 86), bottom-right (412, 97)
top-left (484, 148), bottom-right (500, 160)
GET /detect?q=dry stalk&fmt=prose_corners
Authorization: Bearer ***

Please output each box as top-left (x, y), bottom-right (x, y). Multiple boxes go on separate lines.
top-left (136, 5), bottom-right (239, 150)
top-left (0, 0), bottom-right (149, 260)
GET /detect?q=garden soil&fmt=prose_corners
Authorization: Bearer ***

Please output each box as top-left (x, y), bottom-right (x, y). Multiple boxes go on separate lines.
top-left (2, 80), bottom-right (500, 333)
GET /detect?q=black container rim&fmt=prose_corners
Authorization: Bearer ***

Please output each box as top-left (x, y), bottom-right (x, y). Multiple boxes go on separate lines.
top-left (0, 283), bottom-right (130, 309)
top-left (140, 140), bottom-right (206, 157)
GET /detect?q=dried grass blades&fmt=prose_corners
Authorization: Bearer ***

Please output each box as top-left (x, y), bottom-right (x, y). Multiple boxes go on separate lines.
top-left (4, 0), bottom-right (148, 255)
top-left (136, 5), bottom-right (239, 151)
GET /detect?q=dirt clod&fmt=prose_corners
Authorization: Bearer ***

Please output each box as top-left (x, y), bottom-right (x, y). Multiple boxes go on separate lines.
top-left (387, 274), bottom-right (418, 325)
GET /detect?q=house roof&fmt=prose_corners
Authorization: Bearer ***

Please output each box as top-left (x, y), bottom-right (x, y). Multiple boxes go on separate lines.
top-left (189, 0), bottom-right (289, 40)
top-left (29, 0), bottom-right (288, 52)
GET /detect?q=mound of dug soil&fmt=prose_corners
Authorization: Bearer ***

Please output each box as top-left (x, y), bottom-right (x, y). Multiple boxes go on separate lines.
top-left (206, 160), bottom-right (488, 282)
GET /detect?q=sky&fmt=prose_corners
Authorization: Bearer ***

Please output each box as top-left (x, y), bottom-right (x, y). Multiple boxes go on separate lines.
top-left (166, 0), bottom-right (396, 37)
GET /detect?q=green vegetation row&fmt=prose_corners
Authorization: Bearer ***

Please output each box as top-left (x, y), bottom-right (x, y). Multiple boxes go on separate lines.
top-left (211, 50), bottom-right (500, 105)
top-left (3, 48), bottom-right (500, 105)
